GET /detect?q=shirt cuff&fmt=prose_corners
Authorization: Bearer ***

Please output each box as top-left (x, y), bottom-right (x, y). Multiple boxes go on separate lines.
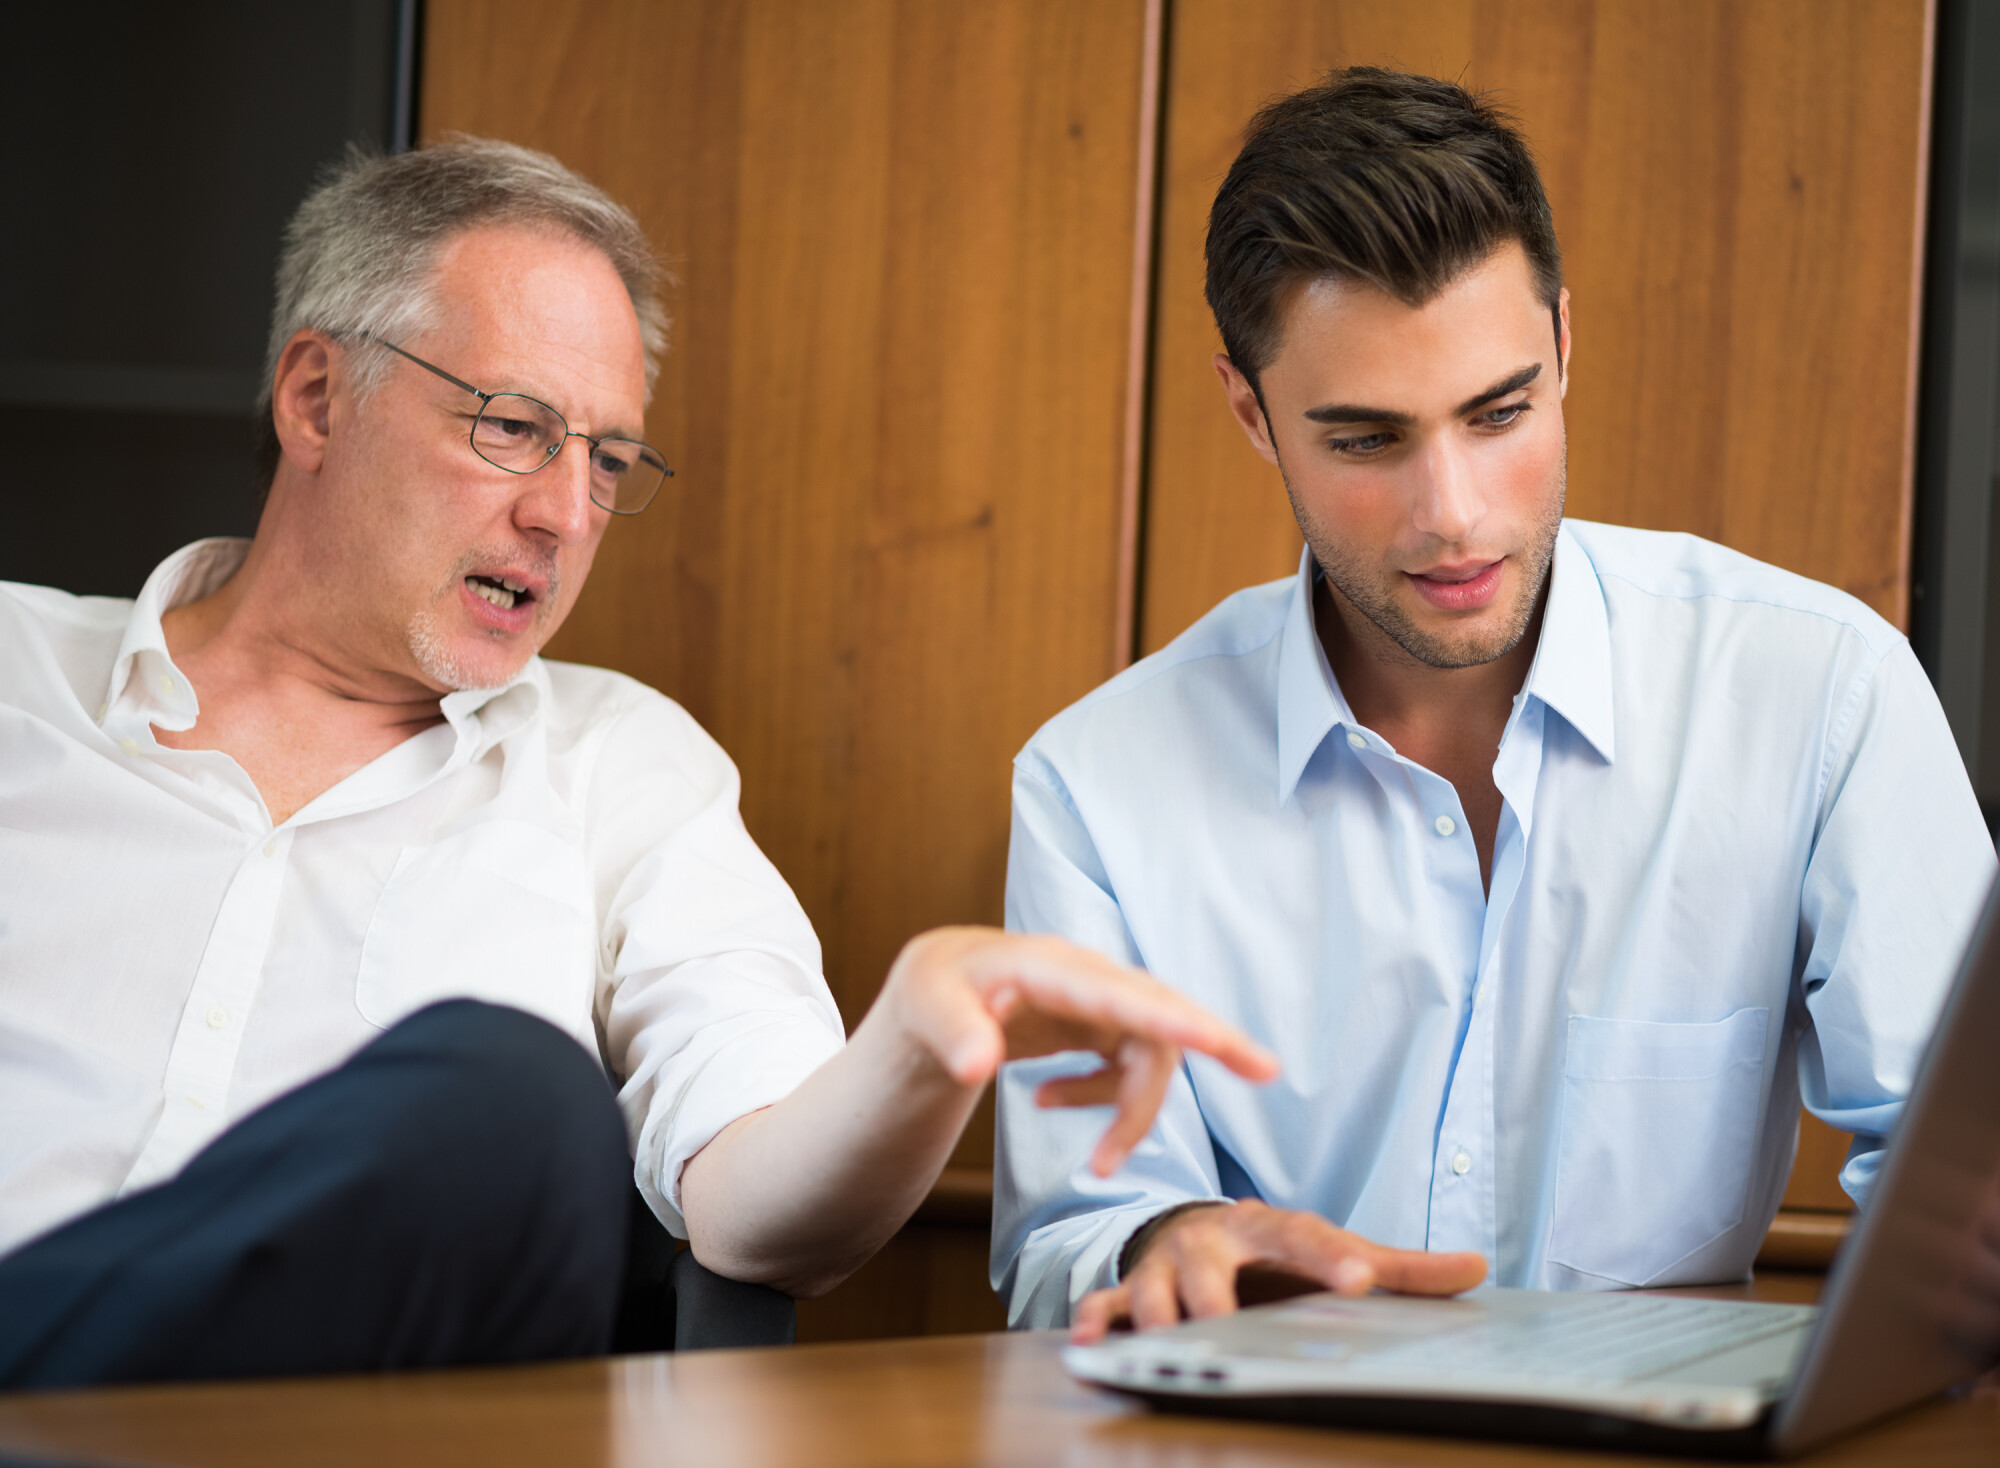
top-left (1116, 1199), bottom-right (1233, 1281)
top-left (628, 1017), bottom-right (846, 1237)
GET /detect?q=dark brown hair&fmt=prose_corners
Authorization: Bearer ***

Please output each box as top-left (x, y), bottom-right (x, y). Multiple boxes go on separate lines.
top-left (1205, 67), bottom-right (1562, 387)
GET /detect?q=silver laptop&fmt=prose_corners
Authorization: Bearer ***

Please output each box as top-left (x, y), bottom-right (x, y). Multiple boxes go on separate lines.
top-left (1064, 880), bottom-right (2000, 1457)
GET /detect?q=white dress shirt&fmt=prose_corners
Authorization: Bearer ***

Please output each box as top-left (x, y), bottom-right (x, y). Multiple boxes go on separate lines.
top-left (0, 539), bottom-right (845, 1259)
top-left (993, 520), bottom-right (1994, 1328)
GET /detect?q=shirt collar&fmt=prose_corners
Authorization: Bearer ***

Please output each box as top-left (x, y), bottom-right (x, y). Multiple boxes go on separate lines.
top-left (1273, 521), bottom-right (1616, 804)
top-left (103, 537), bottom-right (547, 761)
top-left (1275, 547), bottom-right (1350, 803)
top-left (1518, 521), bottom-right (1616, 766)
top-left (102, 538), bottom-right (249, 732)
top-left (441, 659), bottom-right (546, 760)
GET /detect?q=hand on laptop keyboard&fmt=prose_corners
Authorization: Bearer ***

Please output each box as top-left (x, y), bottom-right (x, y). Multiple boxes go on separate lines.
top-left (1070, 1199), bottom-right (1488, 1344)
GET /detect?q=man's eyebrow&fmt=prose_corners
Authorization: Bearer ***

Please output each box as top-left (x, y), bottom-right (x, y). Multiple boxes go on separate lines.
top-left (1298, 363), bottom-right (1543, 429)
top-left (1453, 363), bottom-right (1541, 417)
top-left (1302, 402), bottom-right (1415, 427)
top-left (496, 384), bottom-right (643, 441)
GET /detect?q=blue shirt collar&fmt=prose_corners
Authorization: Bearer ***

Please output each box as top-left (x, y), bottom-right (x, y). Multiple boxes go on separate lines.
top-left (1521, 522), bottom-right (1616, 766)
top-left (1274, 521), bottom-right (1615, 803)
top-left (1275, 549), bottom-right (1348, 803)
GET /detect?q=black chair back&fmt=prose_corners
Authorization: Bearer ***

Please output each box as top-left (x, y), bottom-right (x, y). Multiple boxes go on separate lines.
top-left (613, 1187), bottom-right (796, 1352)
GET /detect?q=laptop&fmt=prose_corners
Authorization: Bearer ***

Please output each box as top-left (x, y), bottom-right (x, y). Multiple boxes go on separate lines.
top-left (1063, 880), bottom-right (2000, 1458)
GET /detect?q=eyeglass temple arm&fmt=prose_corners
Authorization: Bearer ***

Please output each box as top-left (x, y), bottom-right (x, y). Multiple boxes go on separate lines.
top-left (361, 333), bottom-right (489, 402)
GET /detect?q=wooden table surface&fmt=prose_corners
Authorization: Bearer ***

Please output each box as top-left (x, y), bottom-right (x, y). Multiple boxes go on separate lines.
top-left (1, 1280), bottom-right (1994, 1468)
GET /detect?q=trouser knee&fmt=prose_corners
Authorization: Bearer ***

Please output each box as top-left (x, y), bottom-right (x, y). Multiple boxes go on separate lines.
top-left (347, 1000), bottom-right (633, 1265)
top-left (0, 1000), bottom-right (633, 1385)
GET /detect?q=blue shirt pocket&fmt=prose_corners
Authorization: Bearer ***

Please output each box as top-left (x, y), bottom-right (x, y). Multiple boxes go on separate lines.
top-left (1546, 1007), bottom-right (1770, 1287)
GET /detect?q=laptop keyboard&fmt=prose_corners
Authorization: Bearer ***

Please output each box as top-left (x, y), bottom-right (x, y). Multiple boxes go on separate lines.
top-left (1314, 1295), bottom-right (1809, 1385)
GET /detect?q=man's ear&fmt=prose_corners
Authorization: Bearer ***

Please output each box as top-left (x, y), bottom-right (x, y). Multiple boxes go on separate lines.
top-left (1213, 353), bottom-right (1281, 468)
top-left (270, 330), bottom-right (338, 475)
top-left (1556, 288), bottom-right (1572, 399)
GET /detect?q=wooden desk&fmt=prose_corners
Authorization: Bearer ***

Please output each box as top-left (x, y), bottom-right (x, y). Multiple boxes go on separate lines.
top-left (1, 1282), bottom-right (1993, 1467)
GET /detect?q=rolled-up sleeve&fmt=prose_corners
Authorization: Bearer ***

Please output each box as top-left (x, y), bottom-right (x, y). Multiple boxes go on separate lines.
top-left (993, 753), bottom-right (1226, 1328)
top-left (1797, 640), bottom-right (1995, 1203)
top-left (584, 694), bottom-right (846, 1237)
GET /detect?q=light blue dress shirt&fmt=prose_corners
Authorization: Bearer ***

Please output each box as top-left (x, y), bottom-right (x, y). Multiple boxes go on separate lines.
top-left (993, 520), bottom-right (1993, 1329)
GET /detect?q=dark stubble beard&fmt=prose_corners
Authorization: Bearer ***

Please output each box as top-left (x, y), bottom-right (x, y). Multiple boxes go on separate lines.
top-left (1279, 443), bottom-right (1566, 671)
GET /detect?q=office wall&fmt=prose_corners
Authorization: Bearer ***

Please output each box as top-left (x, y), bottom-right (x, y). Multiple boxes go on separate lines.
top-left (1140, 0), bottom-right (1934, 650)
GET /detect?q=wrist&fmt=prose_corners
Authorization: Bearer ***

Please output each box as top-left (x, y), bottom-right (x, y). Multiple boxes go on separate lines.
top-left (1117, 1199), bottom-right (1231, 1280)
top-left (850, 978), bottom-right (998, 1118)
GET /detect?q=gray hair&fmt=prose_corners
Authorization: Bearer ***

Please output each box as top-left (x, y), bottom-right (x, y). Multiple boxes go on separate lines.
top-left (256, 136), bottom-right (667, 487)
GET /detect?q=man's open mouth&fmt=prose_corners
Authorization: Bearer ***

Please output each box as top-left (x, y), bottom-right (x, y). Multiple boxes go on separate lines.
top-left (467, 575), bottom-right (532, 611)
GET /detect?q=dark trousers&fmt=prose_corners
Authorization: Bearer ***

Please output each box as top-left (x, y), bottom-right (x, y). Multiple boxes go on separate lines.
top-left (0, 1000), bottom-right (632, 1389)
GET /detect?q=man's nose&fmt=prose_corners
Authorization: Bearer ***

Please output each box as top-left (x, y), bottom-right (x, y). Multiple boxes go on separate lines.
top-left (1410, 436), bottom-right (1484, 544)
top-left (515, 434), bottom-right (598, 543)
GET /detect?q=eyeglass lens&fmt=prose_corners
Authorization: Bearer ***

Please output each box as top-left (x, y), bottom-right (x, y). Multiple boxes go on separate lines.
top-left (470, 393), bottom-right (671, 515)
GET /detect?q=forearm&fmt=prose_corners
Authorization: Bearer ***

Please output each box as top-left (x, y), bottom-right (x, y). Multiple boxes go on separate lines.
top-left (678, 1006), bottom-right (981, 1296)
top-left (676, 925), bottom-right (1274, 1300)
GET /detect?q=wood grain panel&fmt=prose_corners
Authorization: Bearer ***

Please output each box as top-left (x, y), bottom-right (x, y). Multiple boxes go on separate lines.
top-left (797, 1219), bottom-right (1008, 1343)
top-left (1139, 0), bottom-right (1933, 651)
top-left (421, 1), bottom-right (1151, 1188)
top-left (1785, 1113), bottom-right (1860, 1213)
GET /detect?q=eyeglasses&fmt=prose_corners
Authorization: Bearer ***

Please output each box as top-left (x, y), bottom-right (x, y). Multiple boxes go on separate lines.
top-left (365, 335), bottom-right (672, 515)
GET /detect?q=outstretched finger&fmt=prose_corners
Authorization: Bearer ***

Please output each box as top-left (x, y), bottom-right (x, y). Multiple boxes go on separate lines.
top-left (1228, 1205), bottom-right (1386, 1297)
top-left (965, 937), bottom-right (1278, 1082)
top-left (1361, 1243), bottom-right (1488, 1297)
top-left (1089, 1037), bottom-right (1177, 1176)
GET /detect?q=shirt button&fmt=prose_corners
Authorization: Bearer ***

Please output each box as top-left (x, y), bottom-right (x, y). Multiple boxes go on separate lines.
top-left (1345, 731), bottom-right (1366, 750)
top-left (205, 1005), bottom-right (230, 1031)
top-left (155, 673), bottom-right (174, 697)
top-left (1452, 1151), bottom-right (1472, 1176)
top-left (1435, 815), bottom-right (1456, 837)
top-left (263, 838), bottom-right (278, 859)
top-left (97, 700), bottom-right (109, 720)
top-left (119, 736), bottom-right (142, 756)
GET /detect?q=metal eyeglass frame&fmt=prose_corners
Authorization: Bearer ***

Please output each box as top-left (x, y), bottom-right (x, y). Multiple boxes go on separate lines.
top-left (363, 332), bottom-right (672, 515)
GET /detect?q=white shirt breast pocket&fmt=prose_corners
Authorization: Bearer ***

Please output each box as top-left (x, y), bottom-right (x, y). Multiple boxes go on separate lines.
top-left (355, 820), bottom-right (599, 1052)
top-left (1546, 1006), bottom-right (1769, 1287)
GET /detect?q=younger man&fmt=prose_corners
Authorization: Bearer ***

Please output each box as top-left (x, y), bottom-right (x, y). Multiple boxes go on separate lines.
top-left (993, 69), bottom-right (1992, 1335)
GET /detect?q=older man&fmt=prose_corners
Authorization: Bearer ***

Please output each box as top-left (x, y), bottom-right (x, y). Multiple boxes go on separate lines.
top-left (0, 140), bottom-right (1286, 1387)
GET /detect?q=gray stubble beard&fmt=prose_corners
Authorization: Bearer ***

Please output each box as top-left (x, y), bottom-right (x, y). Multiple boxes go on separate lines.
top-left (405, 547), bottom-right (563, 692)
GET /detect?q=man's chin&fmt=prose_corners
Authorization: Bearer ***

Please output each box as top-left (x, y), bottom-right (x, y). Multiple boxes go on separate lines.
top-left (1406, 638), bottom-right (1523, 671)
top-left (1394, 607), bottom-right (1534, 670)
top-left (407, 615), bottom-right (538, 693)
top-left (1331, 581), bottom-right (1537, 670)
